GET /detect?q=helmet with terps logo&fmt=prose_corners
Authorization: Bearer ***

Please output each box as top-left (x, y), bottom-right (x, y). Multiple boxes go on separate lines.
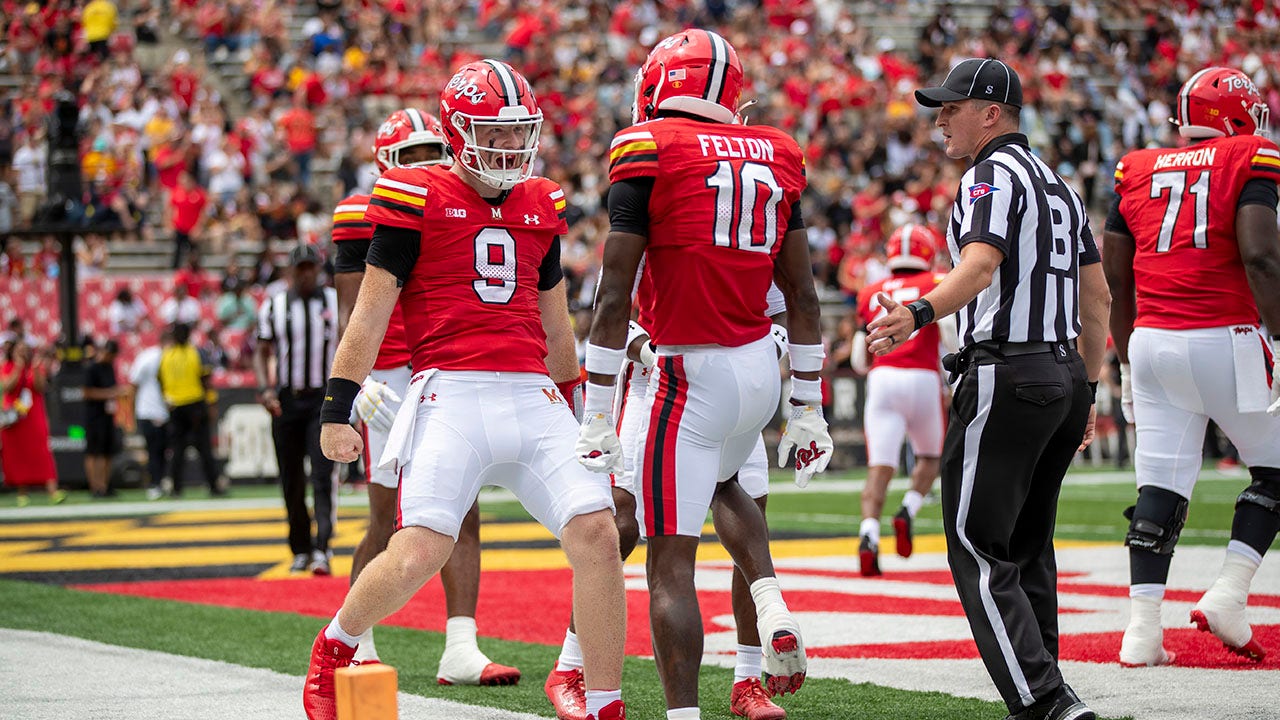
top-left (373, 109), bottom-right (449, 172)
top-left (633, 29), bottom-right (744, 125)
top-left (1174, 67), bottom-right (1270, 139)
top-left (438, 59), bottom-right (543, 190)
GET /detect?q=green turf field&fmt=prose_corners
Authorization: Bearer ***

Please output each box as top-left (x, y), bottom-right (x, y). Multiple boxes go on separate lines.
top-left (0, 578), bottom-right (1132, 719)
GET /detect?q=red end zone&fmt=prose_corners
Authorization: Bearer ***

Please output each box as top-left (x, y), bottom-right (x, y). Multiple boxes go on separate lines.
top-left (76, 565), bottom-right (1280, 669)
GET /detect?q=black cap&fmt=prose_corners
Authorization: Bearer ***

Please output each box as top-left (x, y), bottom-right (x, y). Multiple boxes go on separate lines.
top-left (289, 243), bottom-right (321, 267)
top-left (915, 58), bottom-right (1023, 109)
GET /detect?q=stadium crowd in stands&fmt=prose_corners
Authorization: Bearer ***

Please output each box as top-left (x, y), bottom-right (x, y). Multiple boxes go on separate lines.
top-left (0, 0), bottom-right (1273, 490)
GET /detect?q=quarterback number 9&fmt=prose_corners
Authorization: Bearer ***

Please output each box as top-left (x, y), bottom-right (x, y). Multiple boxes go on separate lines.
top-left (473, 228), bottom-right (517, 304)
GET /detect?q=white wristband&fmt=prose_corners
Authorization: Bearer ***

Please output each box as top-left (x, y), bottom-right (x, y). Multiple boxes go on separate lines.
top-left (585, 343), bottom-right (627, 376)
top-left (790, 377), bottom-right (822, 404)
top-left (788, 343), bottom-right (825, 373)
top-left (584, 381), bottom-right (614, 415)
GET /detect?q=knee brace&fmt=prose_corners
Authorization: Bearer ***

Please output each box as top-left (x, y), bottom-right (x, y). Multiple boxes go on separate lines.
top-left (1238, 466), bottom-right (1280, 516)
top-left (1124, 486), bottom-right (1189, 555)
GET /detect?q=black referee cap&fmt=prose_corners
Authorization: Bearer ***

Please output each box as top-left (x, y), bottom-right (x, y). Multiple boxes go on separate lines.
top-left (289, 243), bottom-right (321, 267)
top-left (915, 58), bottom-right (1023, 109)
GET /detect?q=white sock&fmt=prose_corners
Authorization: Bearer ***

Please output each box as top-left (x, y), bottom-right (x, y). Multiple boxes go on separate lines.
top-left (585, 689), bottom-right (622, 718)
top-left (734, 643), bottom-right (762, 683)
top-left (859, 517), bottom-right (880, 545)
top-left (1130, 583), bottom-right (1165, 601)
top-left (902, 490), bottom-right (925, 517)
top-left (557, 628), bottom-right (584, 671)
top-left (353, 627), bottom-right (378, 662)
top-left (1226, 539), bottom-right (1264, 567)
top-left (667, 708), bottom-right (700, 720)
top-left (1215, 546), bottom-right (1261, 595)
top-left (749, 576), bottom-right (786, 612)
top-left (325, 613), bottom-right (361, 648)
top-left (445, 616), bottom-right (480, 650)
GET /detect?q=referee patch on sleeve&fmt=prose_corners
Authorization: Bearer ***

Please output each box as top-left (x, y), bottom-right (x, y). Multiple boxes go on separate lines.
top-left (968, 182), bottom-right (1000, 204)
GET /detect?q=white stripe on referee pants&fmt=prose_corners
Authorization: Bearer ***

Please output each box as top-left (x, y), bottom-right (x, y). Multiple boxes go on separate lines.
top-left (955, 363), bottom-right (1034, 708)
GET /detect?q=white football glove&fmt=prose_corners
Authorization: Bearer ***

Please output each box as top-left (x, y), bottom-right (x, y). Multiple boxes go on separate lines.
top-left (770, 323), bottom-right (789, 359)
top-left (777, 402), bottom-right (833, 488)
top-left (1119, 363), bottom-right (1134, 424)
top-left (350, 377), bottom-right (402, 435)
top-left (1269, 339), bottom-right (1280, 417)
top-left (575, 412), bottom-right (625, 474)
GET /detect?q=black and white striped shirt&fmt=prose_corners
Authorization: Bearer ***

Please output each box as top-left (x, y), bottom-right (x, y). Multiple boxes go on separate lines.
top-left (946, 133), bottom-right (1100, 347)
top-left (256, 287), bottom-right (339, 391)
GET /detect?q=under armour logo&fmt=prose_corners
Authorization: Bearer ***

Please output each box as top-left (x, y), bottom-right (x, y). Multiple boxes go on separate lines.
top-left (524, 214), bottom-right (539, 224)
top-left (795, 440), bottom-right (827, 470)
top-left (541, 388), bottom-right (564, 404)
top-left (420, 393), bottom-right (436, 403)
top-left (492, 207), bottom-right (503, 220)
top-left (1233, 326), bottom-right (1254, 335)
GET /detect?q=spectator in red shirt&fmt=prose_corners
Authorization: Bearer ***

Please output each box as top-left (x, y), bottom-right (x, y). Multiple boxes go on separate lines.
top-left (169, 170), bottom-right (207, 269)
top-left (169, 50), bottom-right (200, 112)
top-left (0, 237), bottom-right (27, 277)
top-left (276, 93), bottom-right (317, 185)
top-left (153, 135), bottom-right (189, 192)
top-left (173, 246), bottom-right (209, 299)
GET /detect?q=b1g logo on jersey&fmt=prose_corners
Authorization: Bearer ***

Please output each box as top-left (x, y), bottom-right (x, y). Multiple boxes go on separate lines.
top-left (446, 73), bottom-right (487, 105)
top-left (968, 182), bottom-right (999, 204)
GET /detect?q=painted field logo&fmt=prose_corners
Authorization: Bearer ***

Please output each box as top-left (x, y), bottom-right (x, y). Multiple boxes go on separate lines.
top-left (968, 182), bottom-right (998, 204)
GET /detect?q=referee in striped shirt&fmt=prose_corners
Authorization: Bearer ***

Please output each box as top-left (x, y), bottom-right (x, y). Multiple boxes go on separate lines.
top-left (869, 59), bottom-right (1111, 720)
top-left (254, 244), bottom-right (341, 575)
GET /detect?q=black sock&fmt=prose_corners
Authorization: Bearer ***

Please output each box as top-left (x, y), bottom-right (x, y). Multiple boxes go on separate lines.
top-left (1231, 504), bottom-right (1280, 557)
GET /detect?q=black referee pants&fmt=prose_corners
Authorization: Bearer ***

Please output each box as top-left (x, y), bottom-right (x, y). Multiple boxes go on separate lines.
top-left (940, 346), bottom-right (1090, 714)
top-left (272, 389), bottom-right (336, 557)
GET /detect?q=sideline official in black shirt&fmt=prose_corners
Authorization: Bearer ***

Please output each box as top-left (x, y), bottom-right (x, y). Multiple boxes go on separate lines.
top-left (869, 58), bottom-right (1111, 720)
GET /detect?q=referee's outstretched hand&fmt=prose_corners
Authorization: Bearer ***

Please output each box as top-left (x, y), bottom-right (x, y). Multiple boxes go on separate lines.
top-left (321, 422), bottom-right (363, 463)
top-left (866, 293), bottom-right (915, 356)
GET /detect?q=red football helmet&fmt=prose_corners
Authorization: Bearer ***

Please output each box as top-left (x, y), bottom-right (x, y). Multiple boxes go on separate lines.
top-left (886, 223), bottom-right (940, 272)
top-left (438, 59), bottom-right (542, 190)
top-left (633, 29), bottom-right (744, 125)
top-left (373, 108), bottom-right (448, 172)
top-left (1174, 67), bottom-right (1270, 139)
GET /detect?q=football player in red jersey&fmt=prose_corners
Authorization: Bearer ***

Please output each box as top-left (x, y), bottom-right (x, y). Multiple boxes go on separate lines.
top-left (331, 108), bottom-right (519, 685)
top-left (577, 29), bottom-right (830, 720)
top-left (1105, 66), bottom-right (1280, 666)
top-left (304, 60), bottom-right (626, 720)
top-left (851, 224), bottom-right (955, 577)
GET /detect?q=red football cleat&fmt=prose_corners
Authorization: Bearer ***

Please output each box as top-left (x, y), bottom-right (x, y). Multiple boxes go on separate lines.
top-left (438, 661), bottom-right (522, 686)
top-left (731, 678), bottom-right (787, 719)
top-left (544, 664), bottom-right (587, 720)
top-left (892, 507), bottom-right (913, 558)
top-left (859, 534), bottom-right (882, 577)
top-left (587, 699), bottom-right (626, 720)
top-left (303, 628), bottom-right (356, 720)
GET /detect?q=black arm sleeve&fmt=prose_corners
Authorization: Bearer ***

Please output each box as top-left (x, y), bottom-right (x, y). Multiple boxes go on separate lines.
top-left (366, 224), bottom-right (421, 287)
top-left (333, 240), bottom-right (371, 274)
top-left (607, 178), bottom-right (654, 236)
top-left (1104, 194), bottom-right (1131, 236)
top-left (1238, 177), bottom-right (1279, 209)
top-left (786, 199), bottom-right (805, 232)
top-left (1079, 222), bottom-right (1102, 266)
top-left (538, 237), bottom-right (564, 291)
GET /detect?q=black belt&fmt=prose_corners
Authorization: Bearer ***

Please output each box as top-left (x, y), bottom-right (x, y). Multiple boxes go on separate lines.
top-left (987, 340), bottom-right (1076, 357)
top-left (943, 340), bottom-right (1077, 382)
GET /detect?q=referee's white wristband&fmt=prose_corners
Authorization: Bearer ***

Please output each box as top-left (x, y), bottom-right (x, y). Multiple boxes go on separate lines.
top-left (787, 343), bottom-right (825, 373)
top-left (583, 381), bottom-right (615, 415)
top-left (789, 377), bottom-right (823, 404)
top-left (584, 343), bottom-right (627, 377)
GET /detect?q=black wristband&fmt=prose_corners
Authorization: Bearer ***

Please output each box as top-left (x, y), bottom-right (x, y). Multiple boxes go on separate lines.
top-left (906, 299), bottom-right (936, 331)
top-left (1088, 380), bottom-right (1099, 403)
top-left (320, 377), bottom-right (361, 424)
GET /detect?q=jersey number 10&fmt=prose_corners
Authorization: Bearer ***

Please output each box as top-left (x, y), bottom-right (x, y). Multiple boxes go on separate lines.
top-left (705, 161), bottom-right (784, 253)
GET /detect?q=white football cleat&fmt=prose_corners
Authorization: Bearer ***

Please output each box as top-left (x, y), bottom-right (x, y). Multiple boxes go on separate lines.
top-left (1119, 597), bottom-right (1174, 667)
